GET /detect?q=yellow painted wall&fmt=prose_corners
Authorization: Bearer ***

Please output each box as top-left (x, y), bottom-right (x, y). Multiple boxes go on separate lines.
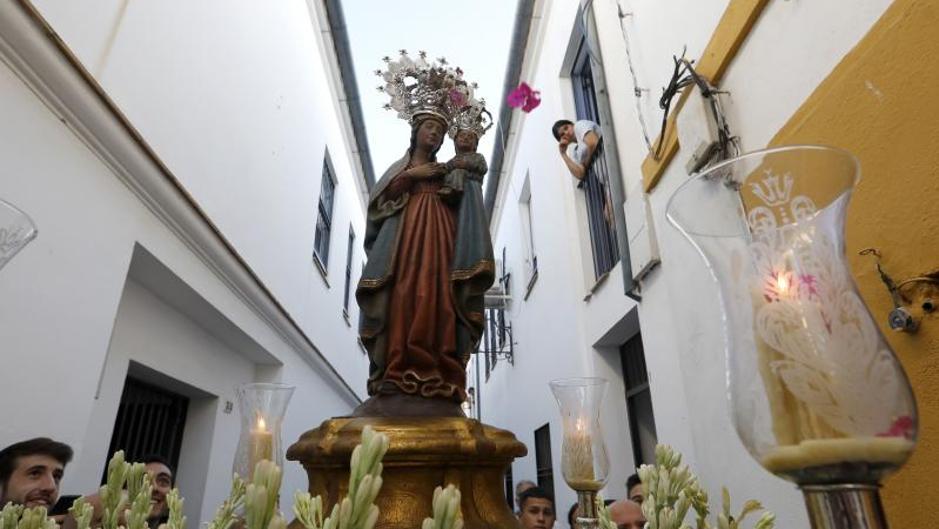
top-left (771, 0), bottom-right (939, 523)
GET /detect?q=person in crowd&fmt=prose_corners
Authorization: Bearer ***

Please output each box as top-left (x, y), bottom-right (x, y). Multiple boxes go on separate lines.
top-left (62, 453), bottom-right (175, 529)
top-left (609, 500), bottom-right (646, 529)
top-left (625, 473), bottom-right (644, 504)
top-left (141, 455), bottom-right (174, 529)
top-left (0, 438), bottom-right (73, 510)
top-left (552, 119), bottom-right (601, 182)
top-left (514, 479), bottom-right (536, 513)
top-left (517, 486), bottom-right (556, 529)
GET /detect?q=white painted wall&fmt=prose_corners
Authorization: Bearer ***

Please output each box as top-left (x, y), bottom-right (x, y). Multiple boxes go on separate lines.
top-left (29, 0), bottom-right (371, 387)
top-left (483, 0), bottom-right (894, 527)
top-left (0, 0), bottom-right (372, 522)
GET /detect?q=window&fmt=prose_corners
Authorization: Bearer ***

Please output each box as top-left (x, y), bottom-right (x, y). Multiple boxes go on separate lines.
top-left (519, 174), bottom-right (538, 295)
top-left (343, 226), bottom-right (355, 317)
top-left (313, 154), bottom-right (337, 270)
top-left (620, 333), bottom-right (657, 465)
top-left (104, 377), bottom-right (188, 483)
top-left (571, 37), bottom-right (620, 279)
top-left (534, 423), bottom-right (555, 499)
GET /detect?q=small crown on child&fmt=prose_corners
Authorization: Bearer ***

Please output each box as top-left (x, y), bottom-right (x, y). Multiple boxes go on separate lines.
top-left (450, 99), bottom-right (493, 139)
top-left (376, 50), bottom-right (490, 138)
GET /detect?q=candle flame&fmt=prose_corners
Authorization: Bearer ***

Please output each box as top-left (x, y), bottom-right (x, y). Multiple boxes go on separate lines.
top-left (256, 415), bottom-right (267, 431)
top-left (575, 418), bottom-right (587, 433)
top-left (775, 273), bottom-right (790, 294)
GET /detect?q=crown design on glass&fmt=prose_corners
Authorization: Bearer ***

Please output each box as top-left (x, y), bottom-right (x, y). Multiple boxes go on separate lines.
top-left (376, 50), bottom-right (485, 133)
top-left (750, 171), bottom-right (794, 207)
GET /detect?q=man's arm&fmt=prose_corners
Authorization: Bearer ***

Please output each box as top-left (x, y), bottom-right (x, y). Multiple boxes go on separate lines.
top-left (558, 140), bottom-right (586, 180)
top-left (581, 130), bottom-right (600, 170)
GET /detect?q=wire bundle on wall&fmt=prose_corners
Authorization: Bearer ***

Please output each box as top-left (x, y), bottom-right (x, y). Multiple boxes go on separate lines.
top-left (655, 48), bottom-right (738, 166)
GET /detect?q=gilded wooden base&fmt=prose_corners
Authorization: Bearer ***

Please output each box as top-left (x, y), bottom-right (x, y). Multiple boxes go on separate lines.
top-left (286, 416), bottom-right (527, 529)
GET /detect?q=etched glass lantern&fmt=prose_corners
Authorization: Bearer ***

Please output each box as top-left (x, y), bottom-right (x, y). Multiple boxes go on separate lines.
top-left (233, 382), bottom-right (294, 480)
top-left (0, 198), bottom-right (37, 271)
top-left (550, 377), bottom-right (610, 529)
top-left (666, 145), bottom-right (916, 528)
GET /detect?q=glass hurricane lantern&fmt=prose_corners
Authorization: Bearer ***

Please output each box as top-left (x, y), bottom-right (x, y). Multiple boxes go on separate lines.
top-left (550, 377), bottom-right (610, 529)
top-left (233, 382), bottom-right (295, 480)
top-left (0, 198), bottom-right (38, 271)
top-left (666, 145), bottom-right (917, 529)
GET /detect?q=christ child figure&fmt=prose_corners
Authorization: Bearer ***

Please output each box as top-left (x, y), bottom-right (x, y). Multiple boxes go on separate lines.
top-left (439, 129), bottom-right (487, 204)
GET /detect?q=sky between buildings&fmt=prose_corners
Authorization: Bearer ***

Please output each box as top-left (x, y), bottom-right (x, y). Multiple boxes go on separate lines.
top-left (343, 0), bottom-right (518, 178)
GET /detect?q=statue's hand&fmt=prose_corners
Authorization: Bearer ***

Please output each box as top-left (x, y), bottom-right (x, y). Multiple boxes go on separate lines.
top-left (408, 162), bottom-right (448, 180)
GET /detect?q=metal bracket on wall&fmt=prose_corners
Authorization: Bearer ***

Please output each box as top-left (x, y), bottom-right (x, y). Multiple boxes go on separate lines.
top-left (859, 248), bottom-right (939, 333)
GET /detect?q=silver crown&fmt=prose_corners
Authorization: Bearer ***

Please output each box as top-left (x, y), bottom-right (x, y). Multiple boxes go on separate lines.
top-left (449, 98), bottom-right (492, 139)
top-left (376, 50), bottom-right (469, 126)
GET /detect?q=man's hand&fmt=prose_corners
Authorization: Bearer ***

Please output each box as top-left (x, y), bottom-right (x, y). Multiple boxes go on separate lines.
top-left (407, 163), bottom-right (447, 180)
top-left (557, 138), bottom-right (571, 154)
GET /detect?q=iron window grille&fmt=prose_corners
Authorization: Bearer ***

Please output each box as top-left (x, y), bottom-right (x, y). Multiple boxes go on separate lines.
top-left (621, 333), bottom-right (658, 465)
top-left (104, 377), bottom-right (188, 484)
top-left (480, 253), bottom-right (514, 380)
top-left (571, 38), bottom-right (620, 280)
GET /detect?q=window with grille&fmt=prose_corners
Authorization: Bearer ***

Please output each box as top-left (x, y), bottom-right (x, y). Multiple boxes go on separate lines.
top-left (534, 423), bottom-right (554, 499)
top-left (104, 377), bottom-right (188, 484)
top-left (620, 333), bottom-right (657, 465)
top-left (314, 154), bottom-right (337, 270)
top-left (343, 226), bottom-right (355, 317)
top-left (571, 38), bottom-right (620, 279)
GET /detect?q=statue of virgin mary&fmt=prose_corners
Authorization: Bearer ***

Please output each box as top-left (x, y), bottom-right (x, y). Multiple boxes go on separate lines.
top-left (354, 52), bottom-right (494, 416)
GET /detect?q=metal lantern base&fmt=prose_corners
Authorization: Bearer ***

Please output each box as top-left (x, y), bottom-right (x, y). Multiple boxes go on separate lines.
top-left (574, 490), bottom-right (600, 529)
top-left (801, 484), bottom-right (888, 529)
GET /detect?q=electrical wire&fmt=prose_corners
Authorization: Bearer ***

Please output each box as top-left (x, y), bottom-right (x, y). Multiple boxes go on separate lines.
top-left (614, 1), bottom-right (654, 153)
top-left (653, 49), bottom-right (738, 165)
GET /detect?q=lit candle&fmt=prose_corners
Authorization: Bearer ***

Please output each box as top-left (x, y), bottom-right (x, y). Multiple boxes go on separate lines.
top-left (248, 414), bottom-right (273, 476)
top-left (563, 418), bottom-right (599, 491)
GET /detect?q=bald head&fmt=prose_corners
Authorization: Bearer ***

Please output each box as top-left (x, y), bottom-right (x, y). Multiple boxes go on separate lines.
top-left (609, 500), bottom-right (645, 529)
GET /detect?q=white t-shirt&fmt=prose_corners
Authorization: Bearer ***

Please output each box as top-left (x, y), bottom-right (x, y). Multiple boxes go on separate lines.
top-left (567, 119), bottom-right (602, 164)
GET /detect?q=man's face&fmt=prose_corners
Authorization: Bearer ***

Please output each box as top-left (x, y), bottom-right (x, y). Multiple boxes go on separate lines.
top-left (609, 500), bottom-right (645, 529)
top-left (146, 462), bottom-right (173, 519)
top-left (558, 123), bottom-right (575, 143)
top-left (0, 454), bottom-right (64, 508)
top-left (519, 497), bottom-right (556, 529)
top-left (627, 483), bottom-right (644, 505)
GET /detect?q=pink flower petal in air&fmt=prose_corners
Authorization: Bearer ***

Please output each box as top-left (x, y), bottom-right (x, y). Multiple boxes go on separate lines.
top-left (507, 82), bottom-right (532, 108)
top-left (522, 89), bottom-right (542, 112)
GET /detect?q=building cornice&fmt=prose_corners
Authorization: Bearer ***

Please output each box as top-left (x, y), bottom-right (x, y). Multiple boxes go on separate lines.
top-left (0, 0), bottom-right (362, 405)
